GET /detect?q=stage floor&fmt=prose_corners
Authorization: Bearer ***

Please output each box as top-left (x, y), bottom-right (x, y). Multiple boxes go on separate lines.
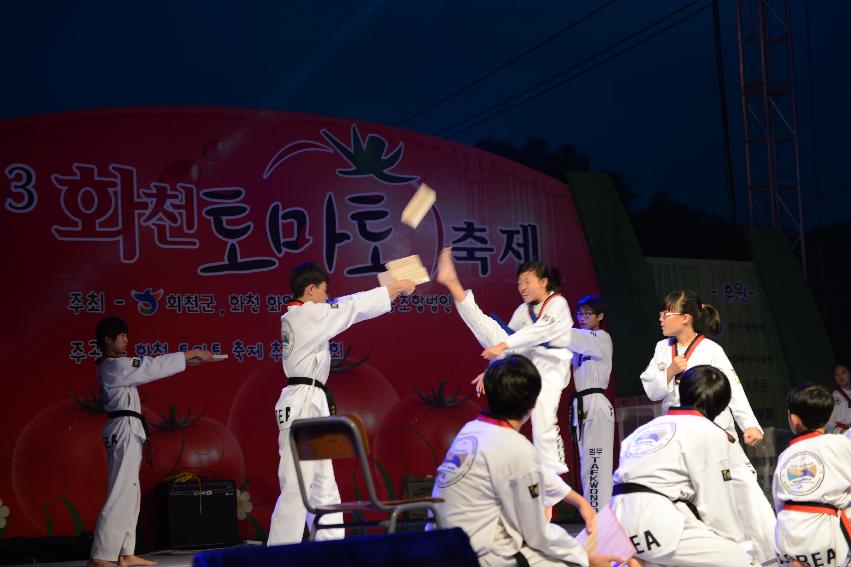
top-left (4, 524), bottom-right (586, 566)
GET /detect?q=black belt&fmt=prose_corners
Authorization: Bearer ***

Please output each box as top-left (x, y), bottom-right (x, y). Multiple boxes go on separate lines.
top-left (287, 377), bottom-right (336, 416)
top-left (107, 410), bottom-right (153, 465)
top-left (568, 388), bottom-right (606, 441)
top-left (612, 482), bottom-right (701, 521)
top-left (107, 410), bottom-right (150, 437)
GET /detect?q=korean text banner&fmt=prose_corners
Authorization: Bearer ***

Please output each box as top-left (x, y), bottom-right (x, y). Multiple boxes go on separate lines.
top-left (0, 107), bottom-right (600, 539)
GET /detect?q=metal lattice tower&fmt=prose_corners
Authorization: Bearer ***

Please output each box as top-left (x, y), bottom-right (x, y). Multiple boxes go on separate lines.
top-left (735, 0), bottom-right (805, 269)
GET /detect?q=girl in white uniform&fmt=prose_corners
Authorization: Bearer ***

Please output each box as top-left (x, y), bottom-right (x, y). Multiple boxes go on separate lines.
top-left (640, 290), bottom-right (776, 566)
top-left (88, 316), bottom-right (213, 567)
top-left (826, 362), bottom-right (851, 435)
top-left (612, 365), bottom-right (757, 566)
top-left (774, 383), bottom-right (851, 567)
top-left (436, 247), bottom-right (578, 511)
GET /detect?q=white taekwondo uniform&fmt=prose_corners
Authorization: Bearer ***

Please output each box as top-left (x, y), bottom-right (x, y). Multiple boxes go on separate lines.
top-left (826, 388), bottom-right (851, 435)
top-left (773, 431), bottom-right (851, 567)
top-left (610, 408), bottom-right (757, 567)
top-left (430, 415), bottom-right (589, 567)
top-left (454, 290), bottom-right (573, 506)
top-left (268, 286), bottom-right (391, 546)
top-left (564, 328), bottom-right (614, 512)
top-left (91, 352), bottom-right (186, 561)
top-left (640, 335), bottom-right (777, 565)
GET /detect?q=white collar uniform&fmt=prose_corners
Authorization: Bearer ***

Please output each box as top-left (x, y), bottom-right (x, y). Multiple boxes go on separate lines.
top-left (430, 416), bottom-right (588, 567)
top-left (640, 337), bottom-right (761, 437)
top-left (827, 388), bottom-right (851, 435)
top-left (280, 287), bottom-right (390, 384)
top-left (772, 431), bottom-right (851, 566)
top-left (98, 352), bottom-right (186, 441)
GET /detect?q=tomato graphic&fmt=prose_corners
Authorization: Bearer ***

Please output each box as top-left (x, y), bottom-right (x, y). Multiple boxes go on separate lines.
top-left (372, 379), bottom-right (481, 497)
top-left (11, 391), bottom-right (161, 536)
top-left (146, 407), bottom-right (245, 485)
top-left (226, 350), bottom-right (399, 539)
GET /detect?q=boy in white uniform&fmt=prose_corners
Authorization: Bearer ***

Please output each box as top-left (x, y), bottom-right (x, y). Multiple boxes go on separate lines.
top-left (826, 363), bottom-right (851, 435)
top-left (640, 290), bottom-right (776, 565)
top-left (773, 383), bottom-right (851, 567)
top-left (612, 364), bottom-right (758, 566)
top-left (88, 316), bottom-right (213, 567)
top-left (436, 247), bottom-right (576, 511)
top-left (566, 295), bottom-right (614, 512)
top-left (430, 354), bottom-right (630, 567)
top-left (268, 262), bottom-right (416, 546)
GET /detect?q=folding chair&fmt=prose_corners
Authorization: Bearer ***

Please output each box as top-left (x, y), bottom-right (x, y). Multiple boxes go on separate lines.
top-left (289, 414), bottom-right (445, 540)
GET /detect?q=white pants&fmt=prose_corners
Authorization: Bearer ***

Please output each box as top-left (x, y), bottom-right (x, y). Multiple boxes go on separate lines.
top-left (577, 409), bottom-right (614, 512)
top-left (90, 429), bottom-right (142, 561)
top-left (729, 441), bottom-right (777, 565)
top-left (775, 509), bottom-right (851, 567)
top-left (454, 294), bottom-right (570, 506)
top-left (267, 385), bottom-right (345, 546)
top-left (611, 494), bottom-right (756, 566)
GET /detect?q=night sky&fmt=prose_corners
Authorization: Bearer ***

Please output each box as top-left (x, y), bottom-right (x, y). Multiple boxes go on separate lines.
top-left (2, 1), bottom-right (849, 227)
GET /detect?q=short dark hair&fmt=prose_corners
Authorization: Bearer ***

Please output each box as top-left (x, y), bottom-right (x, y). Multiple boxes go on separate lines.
top-left (96, 316), bottom-right (128, 352)
top-left (786, 383), bottom-right (834, 430)
top-left (290, 262), bottom-right (328, 298)
top-left (678, 365), bottom-right (731, 420)
top-left (517, 261), bottom-right (562, 293)
top-left (577, 295), bottom-right (607, 316)
top-left (483, 355), bottom-right (541, 420)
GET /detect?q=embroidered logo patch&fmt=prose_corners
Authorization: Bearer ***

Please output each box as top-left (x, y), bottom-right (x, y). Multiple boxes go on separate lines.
top-left (721, 469), bottom-right (732, 481)
top-left (528, 483), bottom-right (540, 498)
top-left (778, 451), bottom-right (825, 496)
top-left (281, 319), bottom-right (295, 360)
top-left (132, 358), bottom-right (141, 368)
top-left (626, 422), bottom-right (676, 458)
top-left (330, 304), bottom-right (339, 309)
top-left (436, 436), bottom-right (477, 488)
top-left (657, 362), bottom-right (666, 372)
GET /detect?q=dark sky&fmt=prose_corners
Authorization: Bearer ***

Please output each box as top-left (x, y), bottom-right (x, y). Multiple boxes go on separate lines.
top-left (2, 0), bottom-right (848, 226)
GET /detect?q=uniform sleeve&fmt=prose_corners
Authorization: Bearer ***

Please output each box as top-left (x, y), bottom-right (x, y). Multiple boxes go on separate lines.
top-left (501, 468), bottom-right (589, 566)
top-left (100, 352), bottom-right (187, 388)
top-left (639, 345), bottom-right (674, 401)
top-left (826, 392), bottom-right (847, 434)
top-left (563, 328), bottom-right (609, 357)
top-left (711, 348), bottom-right (761, 433)
top-left (454, 290), bottom-right (511, 349)
top-left (308, 287), bottom-right (392, 347)
top-left (686, 431), bottom-right (747, 542)
top-left (504, 296), bottom-right (573, 351)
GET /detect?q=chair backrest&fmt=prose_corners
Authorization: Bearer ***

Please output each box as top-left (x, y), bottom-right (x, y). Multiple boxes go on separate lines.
top-left (290, 414), bottom-right (370, 461)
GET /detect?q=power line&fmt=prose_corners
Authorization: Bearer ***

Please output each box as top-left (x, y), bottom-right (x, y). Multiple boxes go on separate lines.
top-left (435, 0), bottom-right (709, 138)
top-left (392, 0), bottom-right (618, 127)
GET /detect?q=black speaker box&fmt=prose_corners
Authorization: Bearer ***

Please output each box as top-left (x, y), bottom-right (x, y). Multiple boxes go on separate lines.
top-left (158, 479), bottom-right (239, 550)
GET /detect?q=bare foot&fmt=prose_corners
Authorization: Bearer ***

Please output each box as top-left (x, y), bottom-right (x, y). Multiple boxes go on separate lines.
top-left (87, 560), bottom-right (118, 567)
top-left (436, 247), bottom-right (465, 301)
top-left (436, 247), bottom-right (459, 284)
top-left (119, 556), bottom-right (157, 567)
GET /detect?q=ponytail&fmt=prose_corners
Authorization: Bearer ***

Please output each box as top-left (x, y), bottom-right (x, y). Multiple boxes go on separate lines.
top-left (664, 290), bottom-right (721, 337)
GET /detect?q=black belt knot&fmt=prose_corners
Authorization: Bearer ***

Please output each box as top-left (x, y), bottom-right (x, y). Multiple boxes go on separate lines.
top-left (287, 377), bottom-right (337, 415)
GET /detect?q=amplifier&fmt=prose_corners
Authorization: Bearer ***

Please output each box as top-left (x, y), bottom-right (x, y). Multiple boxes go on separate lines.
top-left (158, 479), bottom-right (239, 549)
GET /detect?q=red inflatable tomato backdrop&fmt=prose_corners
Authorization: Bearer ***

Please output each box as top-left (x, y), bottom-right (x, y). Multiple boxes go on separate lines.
top-left (372, 380), bottom-right (482, 499)
top-left (0, 107), bottom-right (603, 539)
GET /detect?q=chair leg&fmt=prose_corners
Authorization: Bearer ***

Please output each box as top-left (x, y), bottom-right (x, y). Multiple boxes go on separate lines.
top-left (387, 507), bottom-right (403, 533)
top-left (309, 513), bottom-right (323, 541)
top-left (428, 505), bottom-right (444, 530)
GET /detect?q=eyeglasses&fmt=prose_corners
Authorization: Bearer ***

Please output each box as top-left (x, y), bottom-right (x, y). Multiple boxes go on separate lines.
top-left (576, 311), bottom-right (596, 318)
top-left (659, 311), bottom-right (684, 319)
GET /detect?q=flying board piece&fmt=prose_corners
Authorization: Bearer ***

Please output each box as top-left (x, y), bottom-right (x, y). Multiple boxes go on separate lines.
top-left (401, 182), bottom-right (436, 229)
top-left (376, 254), bottom-right (430, 286)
